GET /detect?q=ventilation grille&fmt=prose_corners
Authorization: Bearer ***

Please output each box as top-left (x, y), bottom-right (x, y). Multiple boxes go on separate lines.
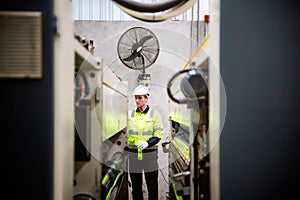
top-left (0, 11), bottom-right (42, 78)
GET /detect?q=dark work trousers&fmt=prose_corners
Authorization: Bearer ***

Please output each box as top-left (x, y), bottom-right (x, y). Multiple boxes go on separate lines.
top-left (129, 152), bottom-right (159, 200)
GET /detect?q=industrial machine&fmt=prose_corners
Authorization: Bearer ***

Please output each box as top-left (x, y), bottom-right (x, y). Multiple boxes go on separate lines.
top-left (166, 36), bottom-right (210, 200)
top-left (73, 35), bottom-right (128, 200)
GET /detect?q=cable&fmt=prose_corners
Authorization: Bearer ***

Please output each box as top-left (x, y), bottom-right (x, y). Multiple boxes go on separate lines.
top-left (167, 69), bottom-right (191, 104)
top-left (105, 170), bottom-right (124, 200)
top-left (159, 167), bottom-right (169, 184)
top-left (112, 0), bottom-right (186, 13)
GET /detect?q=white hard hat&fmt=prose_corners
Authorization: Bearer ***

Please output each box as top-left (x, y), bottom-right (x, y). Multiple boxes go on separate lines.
top-left (133, 85), bottom-right (150, 96)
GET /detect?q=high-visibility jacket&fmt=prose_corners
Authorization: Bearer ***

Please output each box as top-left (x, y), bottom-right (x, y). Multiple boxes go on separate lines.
top-left (127, 106), bottom-right (164, 159)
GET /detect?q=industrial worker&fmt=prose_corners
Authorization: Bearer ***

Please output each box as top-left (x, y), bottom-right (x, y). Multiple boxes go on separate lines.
top-left (126, 84), bottom-right (164, 200)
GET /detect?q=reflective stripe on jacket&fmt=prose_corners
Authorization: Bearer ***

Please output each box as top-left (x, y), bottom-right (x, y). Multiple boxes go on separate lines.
top-left (127, 108), bottom-right (164, 148)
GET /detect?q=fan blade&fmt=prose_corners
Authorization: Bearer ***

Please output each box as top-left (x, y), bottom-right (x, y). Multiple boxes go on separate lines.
top-left (123, 51), bottom-right (138, 61)
top-left (131, 36), bottom-right (153, 52)
top-left (140, 55), bottom-right (145, 65)
top-left (137, 35), bottom-right (153, 47)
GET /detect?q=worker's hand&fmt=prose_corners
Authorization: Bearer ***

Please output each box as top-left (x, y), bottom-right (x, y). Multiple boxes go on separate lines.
top-left (137, 141), bottom-right (149, 150)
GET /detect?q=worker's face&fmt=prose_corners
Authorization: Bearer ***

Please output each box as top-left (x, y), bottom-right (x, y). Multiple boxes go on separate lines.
top-left (200, 125), bottom-right (206, 132)
top-left (134, 95), bottom-right (148, 108)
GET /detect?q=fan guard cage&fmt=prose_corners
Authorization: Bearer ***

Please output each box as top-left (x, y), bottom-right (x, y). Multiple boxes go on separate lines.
top-left (117, 27), bottom-right (159, 70)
